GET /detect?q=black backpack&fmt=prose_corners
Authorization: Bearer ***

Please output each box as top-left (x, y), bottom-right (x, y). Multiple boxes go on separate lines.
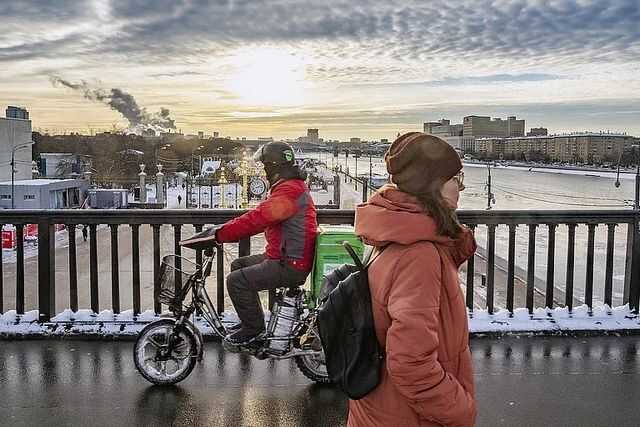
top-left (316, 242), bottom-right (386, 399)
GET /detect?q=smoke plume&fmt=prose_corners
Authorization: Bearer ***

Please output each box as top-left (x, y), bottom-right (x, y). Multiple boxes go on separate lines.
top-left (49, 76), bottom-right (176, 134)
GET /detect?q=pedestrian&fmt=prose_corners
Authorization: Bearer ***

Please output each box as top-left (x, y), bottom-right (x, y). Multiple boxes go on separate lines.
top-left (177, 194), bottom-right (182, 206)
top-left (349, 132), bottom-right (477, 427)
top-left (82, 225), bottom-right (88, 242)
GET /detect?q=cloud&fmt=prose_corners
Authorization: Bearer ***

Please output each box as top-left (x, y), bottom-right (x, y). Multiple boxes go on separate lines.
top-left (340, 73), bottom-right (567, 88)
top-left (2, 1), bottom-right (640, 138)
top-left (149, 70), bottom-right (206, 78)
top-left (1, 0), bottom-right (639, 67)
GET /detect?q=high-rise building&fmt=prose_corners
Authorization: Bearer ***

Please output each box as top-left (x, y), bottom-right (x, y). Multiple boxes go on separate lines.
top-left (5, 106), bottom-right (29, 120)
top-left (527, 127), bottom-right (548, 136)
top-left (461, 115), bottom-right (525, 154)
top-left (424, 120), bottom-right (449, 134)
top-left (0, 106), bottom-right (33, 182)
top-left (463, 115), bottom-right (525, 138)
top-left (424, 118), bottom-right (464, 150)
top-left (307, 129), bottom-right (319, 143)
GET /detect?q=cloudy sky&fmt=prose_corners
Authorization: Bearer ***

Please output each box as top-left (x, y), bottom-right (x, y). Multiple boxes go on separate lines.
top-left (1, 0), bottom-right (639, 140)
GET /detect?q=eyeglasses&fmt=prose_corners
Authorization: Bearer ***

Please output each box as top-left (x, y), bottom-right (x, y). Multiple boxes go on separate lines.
top-left (453, 171), bottom-right (465, 188)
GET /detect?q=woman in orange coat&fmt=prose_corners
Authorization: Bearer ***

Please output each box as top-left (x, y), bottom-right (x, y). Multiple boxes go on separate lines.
top-left (349, 132), bottom-right (477, 427)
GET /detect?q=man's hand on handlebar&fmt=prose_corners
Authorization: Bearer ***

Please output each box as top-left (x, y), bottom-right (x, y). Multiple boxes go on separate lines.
top-left (178, 226), bottom-right (221, 252)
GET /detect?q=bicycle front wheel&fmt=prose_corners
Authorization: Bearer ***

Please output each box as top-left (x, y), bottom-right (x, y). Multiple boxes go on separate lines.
top-left (134, 319), bottom-right (199, 385)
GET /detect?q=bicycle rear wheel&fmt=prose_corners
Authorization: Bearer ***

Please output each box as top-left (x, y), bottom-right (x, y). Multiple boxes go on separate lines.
top-left (134, 319), bottom-right (198, 385)
top-left (295, 322), bottom-right (330, 384)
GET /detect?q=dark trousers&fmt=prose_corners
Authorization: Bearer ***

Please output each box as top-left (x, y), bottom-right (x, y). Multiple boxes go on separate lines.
top-left (227, 254), bottom-right (309, 333)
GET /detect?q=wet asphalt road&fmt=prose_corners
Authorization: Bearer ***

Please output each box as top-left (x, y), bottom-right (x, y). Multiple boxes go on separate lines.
top-left (1, 336), bottom-right (640, 427)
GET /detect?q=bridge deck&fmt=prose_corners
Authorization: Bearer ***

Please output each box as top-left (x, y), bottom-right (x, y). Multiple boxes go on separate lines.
top-left (1, 336), bottom-right (639, 426)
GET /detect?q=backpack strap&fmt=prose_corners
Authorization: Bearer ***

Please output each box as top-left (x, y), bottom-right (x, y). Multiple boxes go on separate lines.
top-left (343, 242), bottom-right (388, 271)
top-left (343, 242), bottom-right (365, 270)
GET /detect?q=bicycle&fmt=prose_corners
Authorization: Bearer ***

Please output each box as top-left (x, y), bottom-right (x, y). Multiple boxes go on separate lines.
top-left (133, 244), bottom-right (328, 385)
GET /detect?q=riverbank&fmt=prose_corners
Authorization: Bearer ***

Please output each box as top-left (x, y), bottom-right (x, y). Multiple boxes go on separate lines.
top-left (463, 160), bottom-right (636, 179)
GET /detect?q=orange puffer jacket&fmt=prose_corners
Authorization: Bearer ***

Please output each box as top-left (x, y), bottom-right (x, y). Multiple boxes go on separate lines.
top-left (349, 185), bottom-right (477, 427)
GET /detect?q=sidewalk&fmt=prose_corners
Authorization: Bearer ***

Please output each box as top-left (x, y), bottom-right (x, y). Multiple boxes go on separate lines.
top-left (2, 336), bottom-right (640, 426)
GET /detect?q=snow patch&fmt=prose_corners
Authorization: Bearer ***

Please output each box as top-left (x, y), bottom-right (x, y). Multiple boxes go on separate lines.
top-left (3, 305), bottom-right (640, 338)
top-left (469, 304), bottom-right (640, 333)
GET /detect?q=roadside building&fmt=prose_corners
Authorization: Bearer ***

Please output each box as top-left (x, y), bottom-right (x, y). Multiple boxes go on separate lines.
top-left (0, 179), bottom-right (88, 209)
top-left (423, 119), bottom-right (464, 150)
top-left (474, 132), bottom-right (636, 163)
top-left (0, 106), bottom-right (33, 182)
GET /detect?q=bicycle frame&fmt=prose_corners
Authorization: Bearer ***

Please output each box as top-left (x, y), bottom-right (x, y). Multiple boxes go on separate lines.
top-left (169, 253), bottom-right (227, 339)
top-left (165, 249), bottom-right (323, 360)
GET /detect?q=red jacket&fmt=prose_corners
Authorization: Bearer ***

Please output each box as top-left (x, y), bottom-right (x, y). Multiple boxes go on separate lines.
top-left (216, 179), bottom-right (318, 272)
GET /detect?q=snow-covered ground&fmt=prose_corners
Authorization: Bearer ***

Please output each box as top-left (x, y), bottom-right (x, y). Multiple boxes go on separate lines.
top-left (2, 304), bottom-right (639, 338)
top-left (0, 309), bottom-right (240, 337)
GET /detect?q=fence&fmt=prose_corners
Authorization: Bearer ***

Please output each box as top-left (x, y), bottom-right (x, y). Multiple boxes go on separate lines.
top-left (0, 209), bottom-right (639, 322)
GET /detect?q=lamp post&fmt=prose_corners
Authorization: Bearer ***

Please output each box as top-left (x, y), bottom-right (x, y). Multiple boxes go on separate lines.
top-left (634, 145), bottom-right (640, 211)
top-left (238, 154), bottom-right (250, 208)
top-left (353, 150), bottom-right (361, 190)
top-left (344, 150), bottom-right (348, 174)
top-left (11, 141), bottom-right (35, 209)
top-left (629, 144), bottom-right (640, 312)
top-left (617, 145), bottom-right (640, 210)
top-left (368, 151), bottom-right (373, 189)
top-left (486, 162), bottom-right (495, 210)
top-left (191, 145), bottom-right (204, 176)
top-left (218, 167), bottom-right (228, 208)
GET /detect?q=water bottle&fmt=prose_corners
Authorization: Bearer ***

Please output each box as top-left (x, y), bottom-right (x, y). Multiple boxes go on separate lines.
top-left (266, 289), bottom-right (301, 355)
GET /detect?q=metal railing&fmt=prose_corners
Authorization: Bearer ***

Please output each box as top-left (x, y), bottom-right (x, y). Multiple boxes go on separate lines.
top-left (0, 209), bottom-right (639, 323)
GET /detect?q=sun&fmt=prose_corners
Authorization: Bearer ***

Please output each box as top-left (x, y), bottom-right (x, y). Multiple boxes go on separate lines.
top-left (225, 46), bottom-right (307, 107)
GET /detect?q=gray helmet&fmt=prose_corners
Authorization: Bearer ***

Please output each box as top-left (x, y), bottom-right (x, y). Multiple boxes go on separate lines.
top-left (253, 142), bottom-right (295, 165)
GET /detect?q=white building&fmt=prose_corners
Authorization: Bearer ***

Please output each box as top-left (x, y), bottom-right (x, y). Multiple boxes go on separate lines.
top-left (0, 106), bottom-right (33, 182)
top-left (0, 179), bottom-right (88, 209)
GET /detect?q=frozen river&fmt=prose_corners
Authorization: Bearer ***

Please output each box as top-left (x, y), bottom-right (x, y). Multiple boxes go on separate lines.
top-left (309, 151), bottom-right (637, 308)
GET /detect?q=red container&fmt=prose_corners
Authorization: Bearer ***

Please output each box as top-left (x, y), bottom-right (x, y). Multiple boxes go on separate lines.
top-left (2, 230), bottom-right (15, 249)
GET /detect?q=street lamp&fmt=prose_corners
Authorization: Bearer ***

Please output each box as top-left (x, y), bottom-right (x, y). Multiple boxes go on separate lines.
top-left (218, 167), bottom-right (228, 208)
top-left (11, 140), bottom-right (35, 209)
top-left (354, 150), bottom-right (360, 190)
top-left (615, 144), bottom-right (640, 210)
top-left (368, 151), bottom-right (373, 189)
top-left (191, 145), bottom-right (204, 176)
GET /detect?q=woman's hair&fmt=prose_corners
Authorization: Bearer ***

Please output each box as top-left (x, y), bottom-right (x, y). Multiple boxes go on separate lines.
top-left (415, 178), bottom-right (463, 239)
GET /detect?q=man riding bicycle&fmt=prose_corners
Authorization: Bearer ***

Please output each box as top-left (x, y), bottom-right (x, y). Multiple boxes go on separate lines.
top-left (180, 142), bottom-right (318, 346)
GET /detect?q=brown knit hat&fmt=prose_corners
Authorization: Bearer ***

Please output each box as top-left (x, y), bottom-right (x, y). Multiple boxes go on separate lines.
top-left (385, 132), bottom-right (462, 196)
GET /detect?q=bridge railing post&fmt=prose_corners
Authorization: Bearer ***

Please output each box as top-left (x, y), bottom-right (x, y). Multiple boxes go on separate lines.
top-left (37, 220), bottom-right (56, 322)
top-left (629, 212), bottom-right (640, 313)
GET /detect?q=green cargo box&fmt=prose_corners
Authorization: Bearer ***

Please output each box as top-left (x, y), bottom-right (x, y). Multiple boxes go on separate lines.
top-left (309, 225), bottom-right (364, 307)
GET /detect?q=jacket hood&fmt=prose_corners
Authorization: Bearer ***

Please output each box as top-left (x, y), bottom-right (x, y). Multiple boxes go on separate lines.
top-left (355, 184), bottom-right (476, 266)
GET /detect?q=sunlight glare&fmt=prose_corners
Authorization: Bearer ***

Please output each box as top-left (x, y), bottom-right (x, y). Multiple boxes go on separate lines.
top-left (226, 47), bottom-right (306, 107)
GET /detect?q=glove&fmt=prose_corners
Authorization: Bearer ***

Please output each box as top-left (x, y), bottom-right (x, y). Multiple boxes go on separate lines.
top-left (179, 226), bottom-right (219, 251)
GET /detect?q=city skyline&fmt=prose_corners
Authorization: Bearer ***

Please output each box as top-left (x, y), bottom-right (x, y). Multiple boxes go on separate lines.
top-left (1, 0), bottom-right (639, 139)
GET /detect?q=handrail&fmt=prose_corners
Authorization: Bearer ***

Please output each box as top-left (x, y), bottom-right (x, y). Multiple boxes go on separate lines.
top-left (0, 208), bottom-right (634, 224)
top-left (0, 208), bottom-right (638, 322)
